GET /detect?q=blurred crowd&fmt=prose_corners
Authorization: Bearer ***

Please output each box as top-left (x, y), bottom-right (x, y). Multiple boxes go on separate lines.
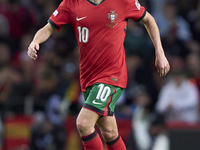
top-left (0, 0), bottom-right (200, 150)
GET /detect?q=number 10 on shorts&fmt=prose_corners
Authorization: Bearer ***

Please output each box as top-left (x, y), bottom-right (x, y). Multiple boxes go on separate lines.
top-left (96, 84), bottom-right (111, 102)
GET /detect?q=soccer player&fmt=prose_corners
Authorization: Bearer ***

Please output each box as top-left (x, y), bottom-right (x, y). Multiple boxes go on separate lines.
top-left (27, 0), bottom-right (170, 149)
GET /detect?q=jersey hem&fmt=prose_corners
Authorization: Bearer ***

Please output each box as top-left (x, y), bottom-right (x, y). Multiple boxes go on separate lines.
top-left (82, 80), bottom-right (126, 92)
top-left (135, 10), bottom-right (146, 22)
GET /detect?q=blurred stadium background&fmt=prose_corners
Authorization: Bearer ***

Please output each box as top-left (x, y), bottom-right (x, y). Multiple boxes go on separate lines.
top-left (0, 0), bottom-right (200, 150)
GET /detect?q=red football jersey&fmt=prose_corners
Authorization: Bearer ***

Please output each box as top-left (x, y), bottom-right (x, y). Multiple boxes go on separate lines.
top-left (49, 0), bottom-right (146, 91)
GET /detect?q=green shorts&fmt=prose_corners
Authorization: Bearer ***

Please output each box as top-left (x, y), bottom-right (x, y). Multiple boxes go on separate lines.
top-left (83, 83), bottom-right (124, 116)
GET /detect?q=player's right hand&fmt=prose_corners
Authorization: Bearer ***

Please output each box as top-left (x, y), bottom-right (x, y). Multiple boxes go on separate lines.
top-left (155, 53), bottom-right (170, 77)
top-left (27, 42), bottom-right (40, 60)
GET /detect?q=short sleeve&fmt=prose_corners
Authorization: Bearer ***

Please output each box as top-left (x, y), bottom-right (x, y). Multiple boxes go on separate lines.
top-left (126, 0), bottom-right (146, 22)
top-left (48, 0), bottom-right (70, 31)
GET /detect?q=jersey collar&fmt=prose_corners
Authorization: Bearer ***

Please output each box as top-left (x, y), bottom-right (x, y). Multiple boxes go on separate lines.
top-left (87, 0), bottom-right (105, 6)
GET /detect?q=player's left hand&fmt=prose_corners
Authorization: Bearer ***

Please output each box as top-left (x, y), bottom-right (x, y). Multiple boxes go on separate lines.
top-left (155, 53), bottom-right (170, 77)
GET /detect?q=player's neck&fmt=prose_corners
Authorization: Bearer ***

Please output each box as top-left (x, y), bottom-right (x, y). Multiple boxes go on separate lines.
top-left (89, 0), bottom-right (103, 4)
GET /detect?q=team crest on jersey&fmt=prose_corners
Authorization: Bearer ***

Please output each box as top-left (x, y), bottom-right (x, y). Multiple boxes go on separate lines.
top-left (107, 10), bottom-right (118, 28)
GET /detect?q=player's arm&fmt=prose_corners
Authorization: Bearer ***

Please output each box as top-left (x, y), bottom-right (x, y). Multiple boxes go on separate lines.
top-left (141, 12), bottom-right (170, 76)
top-left (27, 23), bottom-right (56, 60)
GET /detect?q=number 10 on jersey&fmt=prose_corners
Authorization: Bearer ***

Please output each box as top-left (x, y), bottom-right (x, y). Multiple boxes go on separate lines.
top-left (77, 26), bottom-right (89, 43)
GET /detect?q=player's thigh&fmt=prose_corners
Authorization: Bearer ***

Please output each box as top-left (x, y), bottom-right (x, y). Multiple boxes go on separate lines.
top-left (83, 83), bottom-right (124, 116)
top-left (76, 107), bottom-right (100, 135)
top-left (96, 115), bottom-right (119, 141)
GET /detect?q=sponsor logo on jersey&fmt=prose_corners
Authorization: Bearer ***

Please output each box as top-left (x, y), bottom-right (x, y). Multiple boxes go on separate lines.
top-left (92, 100), bottom-right (103, 105)
top-left (107, 10), bottom-right (118, 28)
top-left (53, 10), bottom-right (58, 16)
top-left (135, 0), bottom-right (141, 10)
top-left (76, 16), bottom-right (87, 21)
